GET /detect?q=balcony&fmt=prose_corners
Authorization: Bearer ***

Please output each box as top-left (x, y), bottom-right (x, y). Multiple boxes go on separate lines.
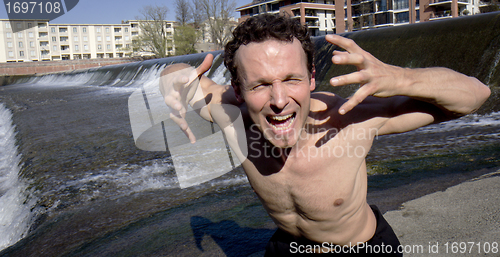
top-left (429, 10), bottom-right (453, 19)
top-left (429, 0), bottom-right (469, 7)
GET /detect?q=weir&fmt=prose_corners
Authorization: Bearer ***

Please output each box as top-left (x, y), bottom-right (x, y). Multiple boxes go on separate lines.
top-left (0, 11), bottom-right (499, 256)
top-left (3, 12), bottom-right (500, 112)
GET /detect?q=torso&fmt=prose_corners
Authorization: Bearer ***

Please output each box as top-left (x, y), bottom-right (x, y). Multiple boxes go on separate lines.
top-left (240, 92), bottom-right (385, 245)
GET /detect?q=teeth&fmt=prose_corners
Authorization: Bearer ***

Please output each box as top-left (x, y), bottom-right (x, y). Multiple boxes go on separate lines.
top-left (272, 113), bottom-right (293, 121)
top-left (270, 114), bottom-right (295, 131)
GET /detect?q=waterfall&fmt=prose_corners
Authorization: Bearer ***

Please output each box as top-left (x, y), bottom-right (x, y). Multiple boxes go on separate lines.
top-left (0, 104), bottom-right (37, 251)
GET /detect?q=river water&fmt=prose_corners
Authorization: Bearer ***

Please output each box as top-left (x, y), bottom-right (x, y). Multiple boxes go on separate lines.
top-left (0, 13), bottom-right (499, 257)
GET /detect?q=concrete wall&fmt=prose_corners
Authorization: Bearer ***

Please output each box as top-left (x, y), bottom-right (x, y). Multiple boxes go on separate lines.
top-left (0, 58), bottom-right (144, 76)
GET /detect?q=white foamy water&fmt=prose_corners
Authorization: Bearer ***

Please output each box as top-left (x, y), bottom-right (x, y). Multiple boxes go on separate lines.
top-left (0, 104), bottom-right (37, 251)
top-left (405, 111), bottom-right (500, 134)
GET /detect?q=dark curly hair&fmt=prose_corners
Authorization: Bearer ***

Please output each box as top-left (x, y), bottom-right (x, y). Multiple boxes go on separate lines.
top-left (224, 13), bottom-right (314, 88)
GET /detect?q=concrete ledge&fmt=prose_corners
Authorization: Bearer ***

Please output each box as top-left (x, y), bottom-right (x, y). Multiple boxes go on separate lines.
top-left (384, 170), bottom-right (500, 256)
top-left (0, 58), bottom-right (149, 76)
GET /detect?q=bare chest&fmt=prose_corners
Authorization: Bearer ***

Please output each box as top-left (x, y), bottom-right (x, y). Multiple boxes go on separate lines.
top-left (243, 126), bottom-right (374, 220)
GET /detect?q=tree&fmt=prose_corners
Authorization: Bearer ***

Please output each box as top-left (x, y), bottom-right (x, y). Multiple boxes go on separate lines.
top-left (480, 0), bottom-right (500, 13)
top-left (134, 5), bottom-right (172, 58)
top-left (175, 0), bottom-right (193, 26)
top-left (200, 0), bottom-right (237, 50)
top-left (174, 25), bottom-right (198, 55)
top-left (192, 0), bottom-right (206, 30)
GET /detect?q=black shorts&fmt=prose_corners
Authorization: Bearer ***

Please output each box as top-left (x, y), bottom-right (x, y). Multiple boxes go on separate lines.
top-left (264, 205), bottom-right (402, 256)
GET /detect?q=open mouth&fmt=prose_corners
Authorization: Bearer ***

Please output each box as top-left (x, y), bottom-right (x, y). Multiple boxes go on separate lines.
top-left (266, 112), bottom-right (296, 131)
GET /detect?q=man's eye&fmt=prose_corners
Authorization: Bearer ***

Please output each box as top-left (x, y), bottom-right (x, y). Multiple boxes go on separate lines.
top-left (253, 84), bottom-right (269, 90)
top-left (284, 78), bottom-right (301, 84)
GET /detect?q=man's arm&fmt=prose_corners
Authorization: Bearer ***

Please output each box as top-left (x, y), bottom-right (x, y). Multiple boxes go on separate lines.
top-left (326, 35), bottom-right (491, 135)
top-left (159, 54), bottom-right (240, 142)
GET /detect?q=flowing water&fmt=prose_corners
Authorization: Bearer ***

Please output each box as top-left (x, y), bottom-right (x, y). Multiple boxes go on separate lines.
top-left (0, 12), bottom-right (499, 257)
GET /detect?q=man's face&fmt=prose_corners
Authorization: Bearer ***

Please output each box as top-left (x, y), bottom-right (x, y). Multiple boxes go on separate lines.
top-left (234, 39), bottom-right (315, 148)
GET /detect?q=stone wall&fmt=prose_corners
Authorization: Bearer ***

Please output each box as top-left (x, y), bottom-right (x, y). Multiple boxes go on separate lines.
top-left (0, 58), bottom-right (147, 76)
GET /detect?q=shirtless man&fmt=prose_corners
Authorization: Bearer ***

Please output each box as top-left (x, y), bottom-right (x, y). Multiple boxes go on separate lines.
top-left (160, 14), bottom-right (490, 255)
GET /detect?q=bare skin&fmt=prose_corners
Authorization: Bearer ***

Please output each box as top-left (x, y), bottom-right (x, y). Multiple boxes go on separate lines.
top-left (160, 35), bottom-right (490, 246)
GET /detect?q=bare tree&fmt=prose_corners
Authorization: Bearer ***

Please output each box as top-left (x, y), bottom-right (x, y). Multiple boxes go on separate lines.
top-left (133, 5), bottom-right (172, 58)
top-left (192, 0), bottom-right (206, 30)
top-left (200, 0), bottom-right (237, 50)
top-left (175, 0), bottom-right (193, 26)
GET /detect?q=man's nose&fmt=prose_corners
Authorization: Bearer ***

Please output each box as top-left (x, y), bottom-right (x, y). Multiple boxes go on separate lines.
top-left (270, 82), bottom-right (288, 110)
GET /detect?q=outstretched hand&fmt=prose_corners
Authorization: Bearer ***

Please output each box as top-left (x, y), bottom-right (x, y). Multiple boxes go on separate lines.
top-left (159, 54), bottom-right (214, 143)
top-left (326, 35), bottom-right (406, 115)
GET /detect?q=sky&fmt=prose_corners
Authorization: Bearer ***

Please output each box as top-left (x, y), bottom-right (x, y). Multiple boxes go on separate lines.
top-left (0, 0), bottom-right (251, 24)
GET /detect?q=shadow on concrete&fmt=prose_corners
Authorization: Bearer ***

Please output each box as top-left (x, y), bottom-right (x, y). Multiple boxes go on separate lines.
top-left (191, 216), bottom-right (275, 257)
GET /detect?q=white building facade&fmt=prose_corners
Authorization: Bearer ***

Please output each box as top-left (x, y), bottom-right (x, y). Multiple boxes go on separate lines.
top-left (0, 19), bottom-right (176, 63)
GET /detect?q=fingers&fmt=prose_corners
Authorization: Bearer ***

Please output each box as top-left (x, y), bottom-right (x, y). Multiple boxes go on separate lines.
top-left (338, 85), bottom-right (374, 115)
top-left (325, 34), bottom-right (363, 54)
top-left (330, 71), bottom-right (367, 87)
top-left (332, 51), bottom-right (365, 67)
top-left (170, 109), bottom-right (197, 143)
top-left (197, 54), bottom-right (214, 77)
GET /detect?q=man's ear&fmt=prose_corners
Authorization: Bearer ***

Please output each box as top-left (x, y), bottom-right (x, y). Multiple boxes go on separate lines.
top-left (232, 82), bottom-right (245, 103)
top-left (310, 67), bottom-right (316, 91)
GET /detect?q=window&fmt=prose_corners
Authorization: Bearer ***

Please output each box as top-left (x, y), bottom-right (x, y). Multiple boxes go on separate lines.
top-left (73, 27), bottom-right (77, 33)
top-left (51, 27), bottom-right (56, 33)
top-left (18, 42), bottom-right (23, 47)
top-left (29, 32), bottom-right (34, 38)
top-left (53, 45), bottom-right (57, 51)
top-left (98, 44), bottom-right (102, 50)
top-left (75, 45), bottom-right (79, 50)
top-left (28, 23), bottom-right (32, 28)
top-left (74, 36), bottom-right (78, 42)
top-left (394, 0), bottom-right (409, 9)
top-left (106, 36), bottom-right (110, 41)
top-left (52, 36), bottom-right (57, 42)
top-left (125, 36), bottom-right (129, 41)
top-left (83, 27), bottom-right (87, 33)
top-left (105, 27), bottom-right (110, 33)
top-left (6, 32), bottom-right (12, 38)
top-left (107, 44), bottom-right (111, 50)
top-left (30, 41), bottom-right (35, 47)
top-left (395, 12), bottom-right (409, 23)
top-left (17, 32), bottom-right (23, 38)
top-left (59, 27), bottom-right (67, 33)
top-left (7, 42), bottom-right (12, 47)
top-left (125, 28), bottom-right (128, 32)
top-left (31, 50), bottom-right (36, 56)
top-left (114, 28), bottom-right (121, 33)
top-left (97, 36), bottom-right (102, 41)
top-left (8, 51), bottom-right (14, 57)
top-left (83, 36), bottom-right (88, 41)
top-left (19, 51), bottom-right (24, 56)
top-left (16, 23), bottom-right (21, 29)
top-left (6, 22), bottom-right (11, 28)
top-left (84, 45), bottom-right (88, 50)
top-left (96, 27), bottom-right (101, 33)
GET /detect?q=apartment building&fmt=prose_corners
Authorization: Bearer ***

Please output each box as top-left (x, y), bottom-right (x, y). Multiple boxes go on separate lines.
top-left (0, 19), bottom-right (176, 63)
top-left (236, 0), bottom-right (486, 35)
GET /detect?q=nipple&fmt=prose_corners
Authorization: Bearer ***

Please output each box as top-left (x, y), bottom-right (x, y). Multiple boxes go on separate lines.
top-left (334, 198), bottom-right (344, 207)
